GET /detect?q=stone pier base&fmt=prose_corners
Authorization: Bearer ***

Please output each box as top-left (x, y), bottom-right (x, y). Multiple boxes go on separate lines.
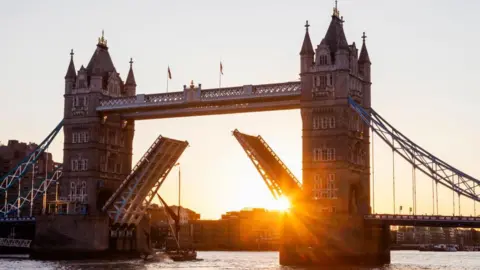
top-left (31, 214), bottom-right (151, 260)
top-left (280, 209), bottom-right (390, 267)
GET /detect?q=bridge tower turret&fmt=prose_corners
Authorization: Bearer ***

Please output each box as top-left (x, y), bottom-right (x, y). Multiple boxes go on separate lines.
top-left (60, 32), bottom-right (135, 215)
top-left (300, 20), bottom-right (314, 74)
top-left (124, 58), bottom-right (137, 96)
top-left (282, 4), bottom-right (389, 266)
top-left (359, 32), bottom-right (372, 108)
top-left (64, 49), bottom-right (76, 95)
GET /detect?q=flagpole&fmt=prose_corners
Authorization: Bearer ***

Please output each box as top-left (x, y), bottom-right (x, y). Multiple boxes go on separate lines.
top-left (219, 60), bottom-right (222, 88)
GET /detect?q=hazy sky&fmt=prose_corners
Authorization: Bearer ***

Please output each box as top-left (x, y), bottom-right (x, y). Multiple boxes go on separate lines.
top-left (1, 1), bottom-right (480, 219)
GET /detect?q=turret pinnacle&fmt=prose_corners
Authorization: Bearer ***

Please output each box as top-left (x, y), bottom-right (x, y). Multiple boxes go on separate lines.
top-left (86, 30), bottom-right (116, 77)
top-left (125, 58), bottom-right (136, 86)
top-left (300, 20), bottom-right (314, 55)
top-left (65, 49), bottom-right (76, 79)
top-left (323, 1), bottom-right (348, 57)
top-left (358, 32), bottom-right (371, 64)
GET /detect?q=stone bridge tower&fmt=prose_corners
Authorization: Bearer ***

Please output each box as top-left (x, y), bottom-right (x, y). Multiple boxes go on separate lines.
top-left (281, 5), bottom-right (389, 266)
top-left (61, 33), bottom-right (135, 215)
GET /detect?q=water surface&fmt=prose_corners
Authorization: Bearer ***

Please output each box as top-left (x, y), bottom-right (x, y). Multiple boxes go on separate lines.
top-left (0, 251), bottom-right (476, 269)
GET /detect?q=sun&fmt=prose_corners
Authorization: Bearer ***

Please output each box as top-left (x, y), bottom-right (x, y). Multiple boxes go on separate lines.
top-left (268, 196), bottom-right (291, 212)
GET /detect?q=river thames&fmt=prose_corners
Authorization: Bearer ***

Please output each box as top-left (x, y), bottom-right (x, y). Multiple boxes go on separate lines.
top-left (0, 251), bottom-right (477, 269)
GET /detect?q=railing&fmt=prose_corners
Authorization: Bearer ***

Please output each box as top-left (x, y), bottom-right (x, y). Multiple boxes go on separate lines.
top-left (365, 214), bottom-right (480, 222)
top-left (252, 82), bottom-right (301, 96)
top-left (98, 81), bottom-right (301, 109)
top-left (257, 136), bottom-right (301, 189)
top-left (102, 135), bottom-right (164, 211)
top-left (201, 86), bottom-right (245, 100)
top-left (0, 238), bottom-right (32, 248)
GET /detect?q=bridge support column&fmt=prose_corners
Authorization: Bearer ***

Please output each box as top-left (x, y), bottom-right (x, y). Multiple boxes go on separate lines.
top-left (280, 206), bottom-right (390, 266)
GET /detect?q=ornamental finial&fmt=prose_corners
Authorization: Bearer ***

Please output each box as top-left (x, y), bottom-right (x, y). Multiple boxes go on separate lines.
top-left (305, 20), bottom-right (310, 32)
top-left (362, 32), bottom-right (367, 43)
top-left (129, 57), bottom-right (133, 67)
top-left (98, 30), bottom-right (107, 47)
top-left (333, 0), bottom-right (340, 17)
top-left (190, 80), bottom-right (195, 88)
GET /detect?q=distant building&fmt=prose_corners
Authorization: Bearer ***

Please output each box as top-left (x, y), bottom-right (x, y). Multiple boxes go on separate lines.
top-left (148, 204), bottom-right (200, 225)
top-left (0, 140), bottom-right (59, 216)
top-left (191, 208), bottom-right (284, 251)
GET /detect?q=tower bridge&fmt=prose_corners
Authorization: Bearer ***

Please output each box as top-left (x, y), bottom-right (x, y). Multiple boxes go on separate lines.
top-left (1, 3), bottom-right (480, 266)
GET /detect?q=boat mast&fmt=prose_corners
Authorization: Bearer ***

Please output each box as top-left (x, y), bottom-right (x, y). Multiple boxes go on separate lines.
top-left (177, 165), bottom-right (181, 251)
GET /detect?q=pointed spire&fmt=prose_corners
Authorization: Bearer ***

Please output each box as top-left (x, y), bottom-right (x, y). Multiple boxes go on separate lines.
top-left (125, 58), bottom-right (136, 86)
top-left (65, 49), bottom-right (77, 79)
top-left (323, 2), bottom-right (348, 55)
top-left (300, 20), bottom-right (314, 55)
top-left (86, 30), bottom-right (116, 76)
top-left (359, 32), bottom-right (371, 64)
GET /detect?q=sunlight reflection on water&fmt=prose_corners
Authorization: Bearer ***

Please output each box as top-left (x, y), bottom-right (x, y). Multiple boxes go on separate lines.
top-left (0, 251), bottom-right (478, 270)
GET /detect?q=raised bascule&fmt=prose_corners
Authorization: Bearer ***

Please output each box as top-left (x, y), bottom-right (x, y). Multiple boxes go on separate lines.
top-left (2, 4), bottom-right (480, 266)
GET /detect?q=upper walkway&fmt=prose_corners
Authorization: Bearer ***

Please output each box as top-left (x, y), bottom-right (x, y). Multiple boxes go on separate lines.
top-left (96, 81), bottom-right (301, 119)
top-left (365, 214), bottom-right (480, 228)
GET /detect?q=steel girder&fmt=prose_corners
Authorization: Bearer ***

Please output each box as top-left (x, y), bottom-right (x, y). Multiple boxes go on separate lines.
top-left (0, 120), bottom-right (63, 192)
top-left (348, 97), bottom-right (480, 202)
top-left (0, 165), bottom-right (62, 217)
top-left (233, 129), bottom-right (301, 201)
top-left (102, 135), bottom-right (188, 226)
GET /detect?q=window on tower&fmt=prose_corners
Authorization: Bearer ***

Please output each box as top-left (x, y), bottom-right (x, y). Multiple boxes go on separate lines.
top-left (72, 131), bottom-right (89, 143)
top-left (319, 75), bottom-right (326, 90)
top-left (319, 55), bottom-right (328, 65)
top-left (313, 173), bottom-right (338, 199)
top-left (313, 148), bottom-right (335, 161)
top-left (313, 116), bottom-right (335, 130)
top-left (71, 158), bottom-right (88, 171)
top-left (70, 182), bottom-right (76, 197)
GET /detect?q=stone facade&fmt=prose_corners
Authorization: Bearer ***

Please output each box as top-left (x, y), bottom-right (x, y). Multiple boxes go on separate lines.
top-left (280, 6), bottom-right (388, 266)
top-left (300, 12), bottom-right (371, 217)
top-left (61, 34), bottom-right (136, 215)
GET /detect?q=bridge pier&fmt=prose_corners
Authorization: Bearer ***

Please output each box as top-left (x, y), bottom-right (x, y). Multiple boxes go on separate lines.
top-left (280, 207), bottom-right (390, 267)
top-left (31, 214), bottom-right (152, 259)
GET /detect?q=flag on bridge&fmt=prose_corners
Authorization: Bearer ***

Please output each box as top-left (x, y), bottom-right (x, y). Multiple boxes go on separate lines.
top-left (168, 66), bottom-right (172, 79)
top-left (219, 61), bottom-right (223, 88)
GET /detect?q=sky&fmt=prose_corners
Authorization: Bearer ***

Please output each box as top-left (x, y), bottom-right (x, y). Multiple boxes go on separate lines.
top-left (1, 0), bottom-right (480, 219)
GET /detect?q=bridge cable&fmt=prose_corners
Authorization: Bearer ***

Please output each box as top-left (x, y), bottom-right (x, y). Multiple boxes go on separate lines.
top-left (412, 165), bottom-right (415, 214)
top-left (392, 139), bottom-right (396, 214)
top-left (432, 178), bottom-right (435, 215)
top-left (458, 176), bottom-right (461, 216)
top-left (42, 150), bottom-right (49, 215)
top-left (435, 181), bottom-right (439, 215)
top-left (3, 186), bottom-right (6, 216)
top-left (17, 170), bottom-right (22, 218)
top-left (475, 185), bottom-right (477, 216)
top-left (452, 175), bottom-right (456, 216)
top-left (371, 127), bottom-right (375, 213)
top-left (30, 160), bottom-right (35, 217)
top-left (412, 165), bottom-right (417, 215)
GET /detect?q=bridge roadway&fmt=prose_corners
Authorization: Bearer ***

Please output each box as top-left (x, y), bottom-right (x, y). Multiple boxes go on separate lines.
top-left (365, 214), bottom-right (480, 228)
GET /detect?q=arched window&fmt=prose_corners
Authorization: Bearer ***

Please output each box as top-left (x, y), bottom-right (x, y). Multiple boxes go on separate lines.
top-left (319, 55), bottom-right (328, 65)
top-left (70, 182), bottom-right (76, 197)
top-left (81, 181), bottom-right (87, 197)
